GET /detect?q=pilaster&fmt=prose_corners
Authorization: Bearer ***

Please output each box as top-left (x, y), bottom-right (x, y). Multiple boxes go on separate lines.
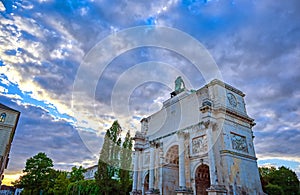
top-left (177, 131), bottom-right (186, 190)
top-left (159, 143), bottom-right (163, 195)
top-left (202, 119), bottom-right (227, 194)
top-left (132, 150), bottom-right (139, 192)
top-left (206, 121), bottom-right (218, 186)
top-left (149, 146), bottom-right (155, 191)
top-left (175, 131), bottom-right (193, 195)
top-left (132, 131), bottom-right (145, 195)
top-left (146, 143), bottom-right (159, 195)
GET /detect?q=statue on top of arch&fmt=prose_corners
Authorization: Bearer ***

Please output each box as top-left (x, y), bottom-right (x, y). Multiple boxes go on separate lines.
top-left (175, 76), bottom-right (186, 93)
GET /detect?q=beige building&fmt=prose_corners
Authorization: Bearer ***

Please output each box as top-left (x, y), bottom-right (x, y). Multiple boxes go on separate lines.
top-left (131, 79), bottom-right (264, 195)
top-left (0, 104), bottom-right (20, 185)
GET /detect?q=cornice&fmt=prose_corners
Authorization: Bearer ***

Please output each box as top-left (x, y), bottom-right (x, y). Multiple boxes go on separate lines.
top-left (220, 150), bottom-right (257, 160)
top-left (213, 106), bottom-right (255, 126)
top-left (205, 79), bottom-right (245, 97)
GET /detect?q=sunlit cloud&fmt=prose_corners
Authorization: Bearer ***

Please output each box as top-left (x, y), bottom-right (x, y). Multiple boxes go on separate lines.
top-left (0, 2), bottom-right (5, 11)
top-left (0, 0), bottom-right (299, 178)
top-left (2, 173), bottom-right (23, 186)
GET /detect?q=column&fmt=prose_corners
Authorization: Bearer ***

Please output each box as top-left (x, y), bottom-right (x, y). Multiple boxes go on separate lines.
top-left (148, 146), bottom-right (155, 192)
top-left (206, 123), bottom-right (227, 195)
top-left (132, 150), bottom-right (139, 192)
top-left (178, 132), bottom-right (186, 190)
top-left (137, 150), bottom-right (143, 192)
top-left (159, 148), bottom-right (163, 194)
top-left (207, 125), bottom-right (217, 186)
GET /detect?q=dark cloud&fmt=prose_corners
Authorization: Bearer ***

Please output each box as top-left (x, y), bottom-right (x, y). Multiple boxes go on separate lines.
top-left (0, 96), bottom-right (95, 173)
top-left (162, 0), bottom-right (300, 175)
top-left (255, 129), bottom-right (300, 157)
top-left (0, 0), bottom-right (299, 176)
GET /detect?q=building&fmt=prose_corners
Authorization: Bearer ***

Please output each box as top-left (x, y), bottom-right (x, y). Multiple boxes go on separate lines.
top-left (84, 165), bottom-right (98, 180)
top-left (0, 104), bottom-right (20, 186)
top-left (131, 79), bottom-right (264, 195)
top-left (0, 185), bottom-right (15, 195)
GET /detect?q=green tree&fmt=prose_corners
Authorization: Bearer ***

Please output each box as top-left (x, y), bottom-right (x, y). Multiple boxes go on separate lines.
top-left (49, 171), bottom-right (70, 195)
top-left (265, 183), bottom-right (284, 195)
top-left (69, 166), bottom-right (86, 182)
top-left (119, 130), bottom-right (133, 194)
top-left (14, 152), bottom-right (54, 194)
top-left (259, 166), bottom-right (276, 192)
top-left (95, 120), bottom-right (123, 195)
top-left (259, 166), bottom-right (300, 195)
top-left (66, 180), bottom-right (99, 195)
top-left (269, 166), bottom-right (299, 195)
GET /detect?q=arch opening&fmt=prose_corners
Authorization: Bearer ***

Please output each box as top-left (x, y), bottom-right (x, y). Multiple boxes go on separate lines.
top-left (163, 145), bottom-right (179, 195)
top-left (195, 164), bottom-right (210, 195)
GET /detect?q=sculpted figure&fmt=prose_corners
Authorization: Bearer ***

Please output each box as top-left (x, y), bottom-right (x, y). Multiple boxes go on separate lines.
top-left (175, 76), bottom-right (186, 92)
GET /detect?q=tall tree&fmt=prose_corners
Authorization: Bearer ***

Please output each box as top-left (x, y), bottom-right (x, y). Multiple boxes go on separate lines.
top-left (14, 152), bottom-right (54, 194)
top-left (119, 130), bottom-right (133, 194)
top-left (95, 120), bottom-right (123, 195)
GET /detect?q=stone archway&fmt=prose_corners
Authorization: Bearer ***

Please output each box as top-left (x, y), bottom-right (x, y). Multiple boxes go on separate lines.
top-left (195, 164), bottom-right (210, 195)
top-left (143, 173), bottom-right (149, 194)
top-left (163, 145), bottom-right (179, 195)
top-left (165, 145), bottom-right (179, 165)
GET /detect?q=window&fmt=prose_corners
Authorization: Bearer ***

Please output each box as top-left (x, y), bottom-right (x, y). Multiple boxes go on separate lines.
top-left (0, 113), bottom-right (6, 123)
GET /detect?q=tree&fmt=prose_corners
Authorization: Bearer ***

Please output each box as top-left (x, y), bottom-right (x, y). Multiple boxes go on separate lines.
top-left (265, 183), bottom-right (284, 195)
top-left (48, 171), bottom-right (70, 195)
top-left (119, 130), bottom-right (133, 194)
top-left (269, 166), bottom-right (299, 195)
top-left (95, 120), bottom-right (123, 195)
top-left (69, 166), bottom-right (86, 182)
top-left (259, 166), bottom-right (277, 192)
top-left (14, 152), bottom-right (54, 194)
top-left (259, 166), bottom-right (300, 195)
top-left (66, 180), bottom-right (99, 195)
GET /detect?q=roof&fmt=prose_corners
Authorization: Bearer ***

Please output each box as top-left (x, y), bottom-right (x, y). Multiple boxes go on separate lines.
top-left (85, 164), bottom-right (98, 170)
top-left (0, 103), bottom-right (20, 113)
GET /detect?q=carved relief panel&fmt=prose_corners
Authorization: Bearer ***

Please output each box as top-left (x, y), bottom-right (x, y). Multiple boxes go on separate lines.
top-left (192, 135), bottom-right (208, 154)
top-left (226, 91), bottom-right (247, 114)
top-left (227, 92), bottom-right (237, 107)
top-left (231, 133), bottom-right (248, 153)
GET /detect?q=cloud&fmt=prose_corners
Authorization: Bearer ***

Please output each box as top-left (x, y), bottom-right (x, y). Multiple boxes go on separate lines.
top-left (258, 158), bottom-right (300, 179)
top-left (0, 1), bottom-right (6, 12)
top-left (199, 0), bottom-right (300, 168)
top-left (1, 96), bottom-right (97, 174)
top-left (0, 0), bottom-right (299, 178)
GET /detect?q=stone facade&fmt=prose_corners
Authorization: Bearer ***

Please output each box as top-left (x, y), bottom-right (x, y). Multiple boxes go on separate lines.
top-left (0, 104), bottom-right (20, 185)
top-left (131, 79), bottom-right (264, 195)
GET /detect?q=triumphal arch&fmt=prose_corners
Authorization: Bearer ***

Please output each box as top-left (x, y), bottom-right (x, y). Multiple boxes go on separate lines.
top-left (131, 78), bottom-right (264, 195)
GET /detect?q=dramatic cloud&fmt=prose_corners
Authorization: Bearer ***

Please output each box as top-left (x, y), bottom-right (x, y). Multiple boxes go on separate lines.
top-left (0, 0), bottom-right (299, 182)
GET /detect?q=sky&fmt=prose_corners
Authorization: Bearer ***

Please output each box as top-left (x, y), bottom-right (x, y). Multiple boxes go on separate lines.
top-left (0, 0), bottom-right (300, 185)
